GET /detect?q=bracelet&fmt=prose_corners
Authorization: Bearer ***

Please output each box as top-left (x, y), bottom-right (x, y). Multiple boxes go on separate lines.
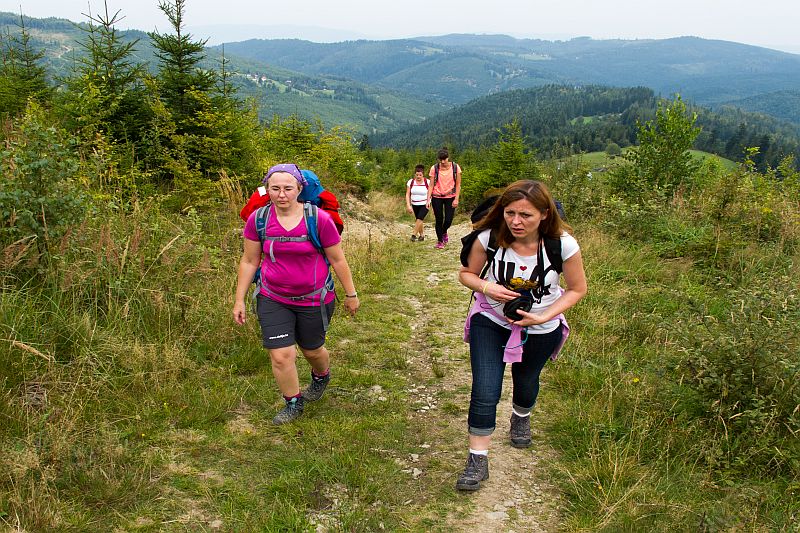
top-left (481, 281), bottom-right (489, 295)
top-left (345, 292), bottom-right (358, 298)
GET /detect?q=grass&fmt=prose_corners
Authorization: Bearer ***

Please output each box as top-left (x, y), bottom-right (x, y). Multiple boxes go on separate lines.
top-left (0, 196), bottom-right (466, 531)
top-left (542, 227), bottom-right (799, 531)
top-left (562, 149), bottom-right (737, 173)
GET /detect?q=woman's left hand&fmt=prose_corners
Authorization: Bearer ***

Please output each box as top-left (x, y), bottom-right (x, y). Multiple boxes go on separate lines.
top-left (508, 309), bottom-right (549, 327)
top-left (343, 296), bottom-right (359, 317)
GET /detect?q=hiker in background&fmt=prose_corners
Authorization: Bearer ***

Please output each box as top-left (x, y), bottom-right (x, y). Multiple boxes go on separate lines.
top-left (233, 164), bottom-right (360, 425)
top-left (405, 164), bottom-right (430, 241)
top-left (455, 180), bottom-right (587, 491)
top-left (427, 147), bottom-right (461, 249)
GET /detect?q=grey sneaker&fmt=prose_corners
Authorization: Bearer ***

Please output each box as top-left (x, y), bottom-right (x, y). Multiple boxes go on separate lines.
top-left (302, 373), bottom-right (330, 402)
top-left (455, 453), bottom-right (489, 491)
top-left (510, 413), bottom-right (532, 448)
top-left (418, 235), bottom-right (425, 241)
top-left (411, 235), bottom-right (418, 242)
top-left (272, 397), bottom-right (304, 425)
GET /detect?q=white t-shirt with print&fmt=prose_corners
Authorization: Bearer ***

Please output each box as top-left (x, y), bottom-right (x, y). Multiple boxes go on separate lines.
top-left (476, 229), bottom-right (579, 334)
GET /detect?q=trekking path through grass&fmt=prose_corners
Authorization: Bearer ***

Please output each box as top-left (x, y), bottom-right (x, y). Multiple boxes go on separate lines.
top-left (51, 209), bottom-right (567, 531)
top-left (391, 218), bottom-right (564, 532)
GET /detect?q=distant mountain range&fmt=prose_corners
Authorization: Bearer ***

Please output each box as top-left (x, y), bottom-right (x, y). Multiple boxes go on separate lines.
top-left (217, 34), bottom-right (800, 114)
top-left (4, 11), bottom-right (800, 136)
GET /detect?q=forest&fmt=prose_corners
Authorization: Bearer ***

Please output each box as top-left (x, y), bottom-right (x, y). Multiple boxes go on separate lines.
top-left (1, 2), bottom-right (799, 530)
top-left (373, 85), bottom-right (800, 171)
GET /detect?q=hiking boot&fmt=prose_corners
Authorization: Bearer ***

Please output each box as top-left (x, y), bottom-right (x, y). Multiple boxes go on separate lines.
top-left (302, 373), bottom-right (330, 402)
top-left (510, 413), bottom-right (532, 448)
top-left (272, 396), bottom-right (304, 425)
top-left (443, 233), bottom-right (449, 244)
top-left (411, 235), bottom-right (418, 242)
top-left (435, 241), bottom-right (445, 249)
top-left (455, 453), bottom-right (489, 491)
top-left (418, 235), bottom-right (425, 241)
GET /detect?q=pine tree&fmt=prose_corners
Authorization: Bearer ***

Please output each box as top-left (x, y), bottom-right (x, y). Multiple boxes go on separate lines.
top-left (487, 119), bottom-right (533, 188)
top-left (149, 0), bottom-right (215, 131)
top-left (0, 15), bottom-right (51, 117)
top-left (65, 1), bottom-right (149, 146)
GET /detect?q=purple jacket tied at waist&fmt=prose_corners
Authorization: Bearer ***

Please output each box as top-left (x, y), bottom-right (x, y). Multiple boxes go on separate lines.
top-left (464, 291), bottom-right (570, 363)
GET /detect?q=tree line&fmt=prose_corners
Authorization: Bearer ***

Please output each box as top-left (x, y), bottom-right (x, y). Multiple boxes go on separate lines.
top-left (372, 85), bottom-right (800, 172)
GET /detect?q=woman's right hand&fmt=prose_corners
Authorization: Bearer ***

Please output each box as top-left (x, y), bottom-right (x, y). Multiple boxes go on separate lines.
top-left (233, 300), bottom-right (247, 325)
top-left (406, 205), bottom-right (413, 214)
top-left (483, 282), bottom-right (520, 303)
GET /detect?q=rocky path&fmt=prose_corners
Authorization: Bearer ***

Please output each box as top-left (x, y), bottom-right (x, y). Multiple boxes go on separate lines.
top-left (350, 210), bottom-right (564, 532)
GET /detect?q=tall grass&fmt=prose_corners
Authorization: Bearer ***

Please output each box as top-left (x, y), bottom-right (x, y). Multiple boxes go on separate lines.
top-left (1, 162), bottom-right (487, 530)
top-left (541, 156), bottom-right (800, 529)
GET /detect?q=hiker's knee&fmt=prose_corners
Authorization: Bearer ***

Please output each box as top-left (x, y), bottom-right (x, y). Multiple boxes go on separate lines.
top-left (269, 346), bottom-right (297, 368)
top-left (300, 345), bottom-right (327, 361)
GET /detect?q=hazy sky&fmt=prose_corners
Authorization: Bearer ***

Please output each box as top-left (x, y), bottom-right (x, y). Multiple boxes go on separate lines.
top-left (4, 0), bottom-right (799, 53)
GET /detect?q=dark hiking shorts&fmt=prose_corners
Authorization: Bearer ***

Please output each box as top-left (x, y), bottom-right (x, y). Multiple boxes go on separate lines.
top-left (256, 295), bottom-right (335, 350)
top-left (412, 204), bottom-right (429, 221)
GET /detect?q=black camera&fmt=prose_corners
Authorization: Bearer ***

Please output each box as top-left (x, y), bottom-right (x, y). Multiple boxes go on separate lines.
top-left (503, 293), bottom-right (533, 320)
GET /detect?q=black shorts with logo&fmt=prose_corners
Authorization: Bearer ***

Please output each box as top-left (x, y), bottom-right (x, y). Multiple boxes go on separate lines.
top-left (256, 295), bottom-right (335, 350)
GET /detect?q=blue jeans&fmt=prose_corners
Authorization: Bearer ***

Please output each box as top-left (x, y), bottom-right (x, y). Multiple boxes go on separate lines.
top-left (467, 313), bottom-right (563, 436)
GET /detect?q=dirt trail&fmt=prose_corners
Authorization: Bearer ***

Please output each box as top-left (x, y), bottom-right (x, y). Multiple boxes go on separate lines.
top-left (352, 211), bottom-right (563, 532)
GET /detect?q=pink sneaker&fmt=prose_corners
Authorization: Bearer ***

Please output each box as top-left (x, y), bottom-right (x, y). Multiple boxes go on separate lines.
top-left (435, 241), bottom-right (445, 249)
top-left (443, 233), bottom-right (449, 244)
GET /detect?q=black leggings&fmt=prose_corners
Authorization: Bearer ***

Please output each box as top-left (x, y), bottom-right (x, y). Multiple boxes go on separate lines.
top-left (431, 197), bottom-right (455, 242)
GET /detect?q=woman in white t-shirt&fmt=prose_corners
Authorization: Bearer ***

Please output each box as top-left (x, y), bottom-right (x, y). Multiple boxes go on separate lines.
top-left (405, 164), bottom-right (430, 241)
top-left (455, 180), bottom-right (587, 491)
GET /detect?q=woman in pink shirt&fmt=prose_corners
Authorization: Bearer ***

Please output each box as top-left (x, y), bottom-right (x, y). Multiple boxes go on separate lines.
top-left (233, 164), bottom-right (360, 425)
top-left (427, 147), bottom-right (462, 249)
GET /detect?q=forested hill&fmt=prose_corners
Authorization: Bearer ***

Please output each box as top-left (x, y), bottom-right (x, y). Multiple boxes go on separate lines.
top-left (372, 85), bottom-right (800, 168)
top-left (0, 12), bottom-right (442, 135)
top-left (7, 10), bottom-right (800, 137)
top-left (717, 90), bottom-right (800, 126)
top-left (216, 35), bottom-right (800, 112)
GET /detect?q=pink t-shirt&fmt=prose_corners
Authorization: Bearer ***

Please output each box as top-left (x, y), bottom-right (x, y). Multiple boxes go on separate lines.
top-left (428, 162), bottom-right (460, 198)
top-left (243, 205), bottom-right (341, 306)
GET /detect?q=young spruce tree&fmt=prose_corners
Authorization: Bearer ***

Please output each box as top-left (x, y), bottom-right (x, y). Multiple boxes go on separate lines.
top-left (0, 15), bottom-right (51, 118)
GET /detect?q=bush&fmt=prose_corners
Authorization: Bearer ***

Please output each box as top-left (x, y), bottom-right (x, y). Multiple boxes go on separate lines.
top-left (673, 281), bottom-right (800, 475)
top-left (0, 103), bottom-right (86, 258)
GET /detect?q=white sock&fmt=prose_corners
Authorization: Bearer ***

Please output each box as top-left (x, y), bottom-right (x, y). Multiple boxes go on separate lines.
top-left (469, 448), bottom-right (488, 456)
top-left (512, 408), bottom-right (531, 418)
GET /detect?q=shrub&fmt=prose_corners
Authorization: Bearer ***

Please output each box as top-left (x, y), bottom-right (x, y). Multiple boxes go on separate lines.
top-left (0, 103), bottom-right (86, 257)
top-left (673, 281), bottom-right (800, 475)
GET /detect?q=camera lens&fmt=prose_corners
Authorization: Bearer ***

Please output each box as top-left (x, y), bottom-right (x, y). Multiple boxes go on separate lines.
top-left (503, 294), bottom-right (533, 320)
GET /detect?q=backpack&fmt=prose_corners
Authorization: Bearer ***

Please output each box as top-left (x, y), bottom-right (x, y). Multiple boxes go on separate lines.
top-left (408, 177), bottom-right (430, 190)
top-left (432, 162), bottom-right (460, 194)
top-left (250, 201), bottom-right (335, 329)
top-left (240, 169), bottom-right (344, 234)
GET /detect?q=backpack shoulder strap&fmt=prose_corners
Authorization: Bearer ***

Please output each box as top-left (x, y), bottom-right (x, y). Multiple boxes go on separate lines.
top-left (543, 236), bottom-right (563, 274)
top-left (302, 202), bottom-right (327, 258)
top-left (255, 204), bottom-right (272, 243)
top-left (480, 229), bottom-right (499, 279)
